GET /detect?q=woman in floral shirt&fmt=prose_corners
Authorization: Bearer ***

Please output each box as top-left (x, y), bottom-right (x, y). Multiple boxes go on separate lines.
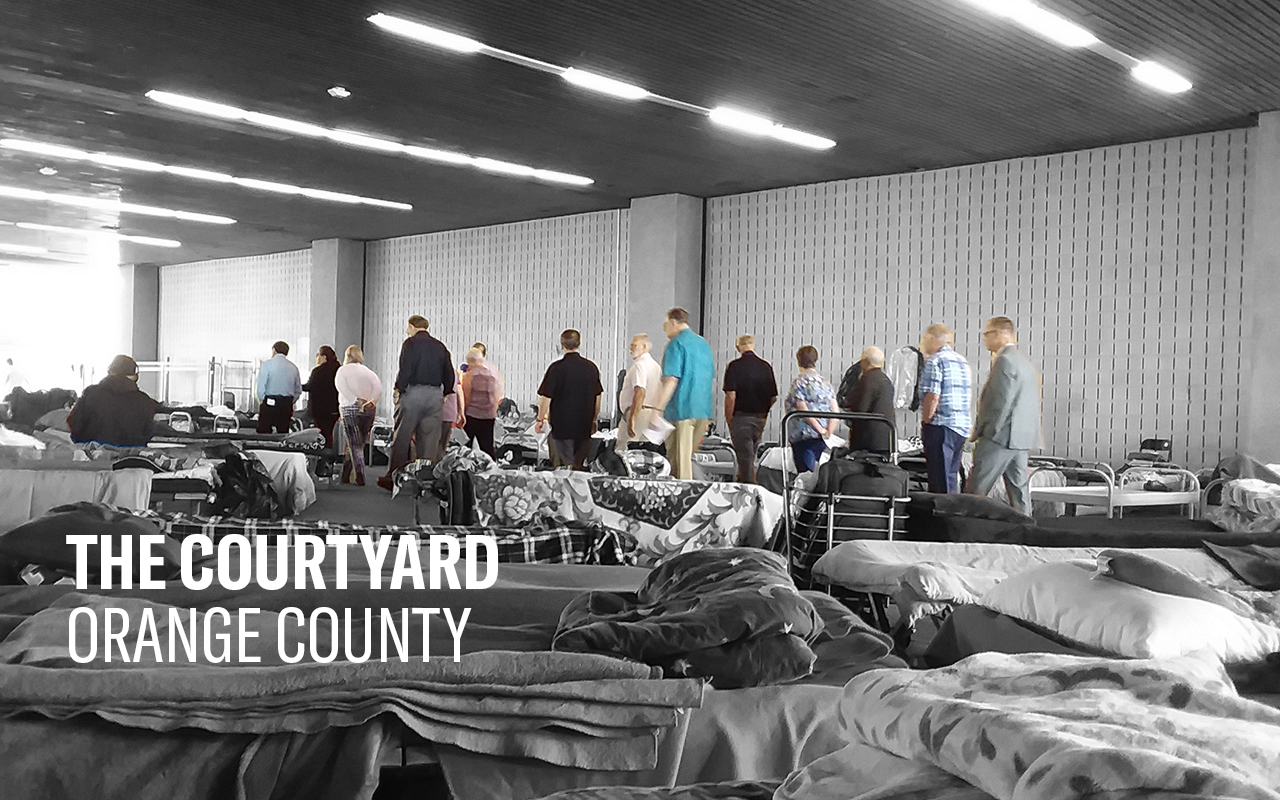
top-left (785, 345), bottom-right (839, 472)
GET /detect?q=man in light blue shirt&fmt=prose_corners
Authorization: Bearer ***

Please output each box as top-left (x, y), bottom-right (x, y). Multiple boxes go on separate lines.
top-left (255, 341), bottom-right (302, 433)
top-left (650, 308), bottom-right (715, 480)
top-left (918, 324), bottom-right (973, 493)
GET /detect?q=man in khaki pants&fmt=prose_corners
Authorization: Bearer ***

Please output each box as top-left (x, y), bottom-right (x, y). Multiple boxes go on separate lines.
top-left (617, 334), bottom-right (663, 453)
top-left (649, 308), bottom-right (715, 480)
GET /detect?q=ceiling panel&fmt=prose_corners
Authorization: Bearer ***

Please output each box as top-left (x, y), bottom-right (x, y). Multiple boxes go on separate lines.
top-left (0, 0), bottom-right (1275, 264)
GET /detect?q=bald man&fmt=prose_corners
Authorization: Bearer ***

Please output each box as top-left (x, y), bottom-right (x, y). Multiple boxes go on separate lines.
top-left (845, 346), bottom-right (895, 453)
top-left (617, 333), bottom-right (663, 453)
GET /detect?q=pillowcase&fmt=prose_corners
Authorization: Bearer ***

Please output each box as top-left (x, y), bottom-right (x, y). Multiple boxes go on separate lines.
top-left (0, 593), bottom-right (318, 668)
top-left (981, 562), bottom-right (1280, 663)
top-left (1098, 549), bottom-right (1264, 621)
top-left (0, 502), bottom-right (182, 581)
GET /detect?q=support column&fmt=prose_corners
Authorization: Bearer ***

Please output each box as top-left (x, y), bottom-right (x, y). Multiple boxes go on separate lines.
top-left (625, 194), bottom-right (705, 356)
top-left (310, 238), bottom-right (365, 353)
top-left (1240, 111), bottom-right (1280, 462)
top-left (119, 262), bottom-right (159, 361)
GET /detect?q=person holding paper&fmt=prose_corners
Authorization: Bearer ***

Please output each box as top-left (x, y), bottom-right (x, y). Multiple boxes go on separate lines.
top-left (648, 308), bottom-right (715, 480)
top-left (784, 345), bottom-right (839, 473)
top-left (535, 329), bottom-right (603, 470)
top-left (617, 334), bottom-right (663, 453)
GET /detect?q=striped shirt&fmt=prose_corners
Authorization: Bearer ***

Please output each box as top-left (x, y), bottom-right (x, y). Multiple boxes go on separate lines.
top-left (919, 346), bottom-right (973, 436)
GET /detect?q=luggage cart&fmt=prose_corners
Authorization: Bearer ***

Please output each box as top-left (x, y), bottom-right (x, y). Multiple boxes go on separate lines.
top-left (779, 410), bottom-right (907, 632)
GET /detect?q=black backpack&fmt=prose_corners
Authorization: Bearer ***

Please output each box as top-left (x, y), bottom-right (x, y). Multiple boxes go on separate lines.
top-left (837, 362), bottom-right (862, 410)
top-left (211, 453), bottom-right (282, 519)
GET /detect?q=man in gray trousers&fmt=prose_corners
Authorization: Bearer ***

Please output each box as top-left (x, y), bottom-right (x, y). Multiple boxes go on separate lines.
top-left (967, 316), bottom-right (1041, 514)
top-left (379, 314), bottom-right (455, 492)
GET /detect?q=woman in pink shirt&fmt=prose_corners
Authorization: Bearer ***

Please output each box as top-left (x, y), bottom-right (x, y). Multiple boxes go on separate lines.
top-left (334, 345), bottom-right (382, 486)
top-left (461, 346), bottom-right (504, 457)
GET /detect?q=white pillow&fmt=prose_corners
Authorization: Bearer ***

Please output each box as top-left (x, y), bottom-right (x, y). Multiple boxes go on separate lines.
top-left (980, 562), bottom-right (1280, 663)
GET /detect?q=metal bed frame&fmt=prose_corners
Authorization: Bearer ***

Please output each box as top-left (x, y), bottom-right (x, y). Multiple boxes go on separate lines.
top-left (1028, 455), bottom-right (1201, 519)
top-left (779, 410), bottom-right (907, 632)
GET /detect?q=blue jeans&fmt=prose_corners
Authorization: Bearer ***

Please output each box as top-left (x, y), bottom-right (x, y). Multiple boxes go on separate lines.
top-left (922, 423), bottom-right (966, 493)
top-left (791, 437), bottom-right (828, 473)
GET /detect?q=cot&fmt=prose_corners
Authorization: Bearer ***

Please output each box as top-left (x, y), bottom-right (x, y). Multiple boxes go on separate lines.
top-left (1027, 455), bottom-right (1201, 518)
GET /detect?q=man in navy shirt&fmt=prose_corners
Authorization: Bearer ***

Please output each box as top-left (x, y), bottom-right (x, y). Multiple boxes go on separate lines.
top-left (379, 315), bottom-right (455, 491)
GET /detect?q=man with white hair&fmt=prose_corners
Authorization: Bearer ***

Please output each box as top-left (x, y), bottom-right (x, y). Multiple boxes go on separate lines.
top-left (722, 334), bottom-right (777, 482)
top-left (845, 346), bottom-right (895, 453)
top-left (918, 323), bottom-right (973, 493)
top-left (617, 334), bottom-right (662, 453)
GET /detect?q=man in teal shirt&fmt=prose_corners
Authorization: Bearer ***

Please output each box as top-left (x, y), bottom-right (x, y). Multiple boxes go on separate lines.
top-left (650, 308), bottom-right (715, 480)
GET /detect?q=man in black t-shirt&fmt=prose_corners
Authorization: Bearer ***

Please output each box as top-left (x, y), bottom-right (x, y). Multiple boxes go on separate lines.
top-left (535, 329), bottom-right (603, 470)
top-left (722, 334), bottom-right (778, 483)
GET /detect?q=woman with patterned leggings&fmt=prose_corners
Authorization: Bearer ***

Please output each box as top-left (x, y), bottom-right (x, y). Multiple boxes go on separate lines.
top-left (334, 345), bottom-right (383, 486)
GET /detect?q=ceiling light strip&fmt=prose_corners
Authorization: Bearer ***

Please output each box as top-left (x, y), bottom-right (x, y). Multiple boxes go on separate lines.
top-left (145, 90), bottom-right (594, 185)
top-left (0, 185), bottom-right (235, 224)
top-left (12, 221), bottom-right (181, 248)
top-left (0, 138), bottom-right (411, 210)
top-left (958, 0), bottom-right (1192, 93)
top-left (366, 12), bottom-right (838, 150)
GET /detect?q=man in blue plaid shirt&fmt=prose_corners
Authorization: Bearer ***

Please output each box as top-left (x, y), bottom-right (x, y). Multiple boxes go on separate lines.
top-left (918, 324), bottom-right (973, 493)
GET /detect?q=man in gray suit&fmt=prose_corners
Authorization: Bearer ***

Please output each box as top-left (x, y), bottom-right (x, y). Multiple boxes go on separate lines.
top-left (967, 316), bottom-right (1041, 514)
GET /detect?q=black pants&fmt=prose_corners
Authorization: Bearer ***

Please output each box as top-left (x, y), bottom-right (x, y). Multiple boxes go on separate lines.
top-left (464, 417), bottom-right (497, 458)
top-left (549, 437), bottom-right (592, 470)
top-left (257, 396), bottom-right (294, 434)
top-left (922, 423), bottom-right (966, 493)
top-left (728, 413), bottom-right (767, 483)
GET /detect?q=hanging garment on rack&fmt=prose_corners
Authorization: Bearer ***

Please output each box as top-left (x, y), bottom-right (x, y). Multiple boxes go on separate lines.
top-left (887, 346), bottom-right (924, 411)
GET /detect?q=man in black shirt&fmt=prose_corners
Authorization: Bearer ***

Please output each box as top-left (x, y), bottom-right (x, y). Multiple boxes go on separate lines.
top-left (379, 315), bottom-right (455, 491)
top-left (722, 334), bottom-right (777, 483)
top-left (535, 329), bottom-right (603, 470)
top-left (68, 355), bottom-right (159, 448)
top-left (846, 346), bottom-right (895, 454)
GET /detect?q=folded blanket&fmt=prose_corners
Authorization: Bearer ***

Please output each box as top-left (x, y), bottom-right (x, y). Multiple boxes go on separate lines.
top-left (550, 547), bottom-right (819, 686)
top-left (553, 549), bottom-right (823, 688)
top-left (780, 653), bottom-right (1280, 800)
top-left (1207, 540), bottom-right (1280, 590)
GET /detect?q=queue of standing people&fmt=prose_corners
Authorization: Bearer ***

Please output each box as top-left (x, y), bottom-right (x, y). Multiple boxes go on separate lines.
top-left (249, 309), bottom-right (1039, 515)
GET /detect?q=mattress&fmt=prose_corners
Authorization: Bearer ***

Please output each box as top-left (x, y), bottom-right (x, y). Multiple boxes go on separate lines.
top-left (0, 467), bottom-right (152, 533)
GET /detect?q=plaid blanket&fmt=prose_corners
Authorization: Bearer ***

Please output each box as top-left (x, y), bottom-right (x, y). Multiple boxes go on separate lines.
top-left (138, 510), bottom-right (637, 565)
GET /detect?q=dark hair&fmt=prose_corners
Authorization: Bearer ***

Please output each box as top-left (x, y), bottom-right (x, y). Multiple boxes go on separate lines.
top-left (796, 345), bottom-right (818, 369)
top-left (407, 315), bottom-right (429, 330)
top-left (666, 308), bottom-right (689, 325)
top-left (988, 316), bottom-right (1016, 336)
top-left (272, 341), bottom-right (290, 356)
top-left (318, 345), bottom-right (338, 365)
top-left (107, 354), bottom-right (139, 377)
top-left (560, 329), bottom-right (581, 350)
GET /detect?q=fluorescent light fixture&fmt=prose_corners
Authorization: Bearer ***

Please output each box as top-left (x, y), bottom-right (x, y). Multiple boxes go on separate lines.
top-left (367, 13), bottom-right (484, 53)
top-left (146, 90), bottom-right (243, 119)
top-left (146, 90), bottom-right (594, 186)
top-left (0, 242), bottom-right (48, 255)
top-left (0, 184), bottom-right (236, 224)
top-left (1131, 60), bottom-right (1192, 93)
top-left (770, 126), bottom-right (838, 150)
top-left (327, 86), bottom-right (351, 99)
top-left (14, 221), bottom-right (181, 248)
top-left (708, 107), bottom-right (777, 135)
top-left (0, 137), bottom-right (412, 210)
top-left (963, 0), bottom-right (1097, 47)
top-left (403, 145), bottom-right (472, 165)
top-left (561, 68), bottom-right (650, 100)
top-left (326, 129), bottom-right (405, 152)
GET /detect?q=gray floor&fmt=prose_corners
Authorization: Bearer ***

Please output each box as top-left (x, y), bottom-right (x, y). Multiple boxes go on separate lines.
top-left (297, 477), bottom-right (421, 527)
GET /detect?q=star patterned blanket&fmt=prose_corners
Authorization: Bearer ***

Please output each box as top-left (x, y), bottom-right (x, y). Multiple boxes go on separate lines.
top-left (778, 652), bottom-right (1280, 800)
top-left (552, 549), bottom-right (822, 689)
top-left (472, 470), bottom-right (783, 564)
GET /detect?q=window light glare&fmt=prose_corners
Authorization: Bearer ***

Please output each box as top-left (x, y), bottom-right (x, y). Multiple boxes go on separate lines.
top-left (708, 107), bottom-right (777, 135)
top-left (146, 90), bottom-right (244, 120)
top-left (14, 222), bottom-right (182, 248)
top-left (368, 13), bottom-right (484, 53)
top-left (1131, 61), bottom-right (1192, 94)
top-left (0, 242), bottom-right (49, 255)
top-left (561, 68), bottom-right (650, 101)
